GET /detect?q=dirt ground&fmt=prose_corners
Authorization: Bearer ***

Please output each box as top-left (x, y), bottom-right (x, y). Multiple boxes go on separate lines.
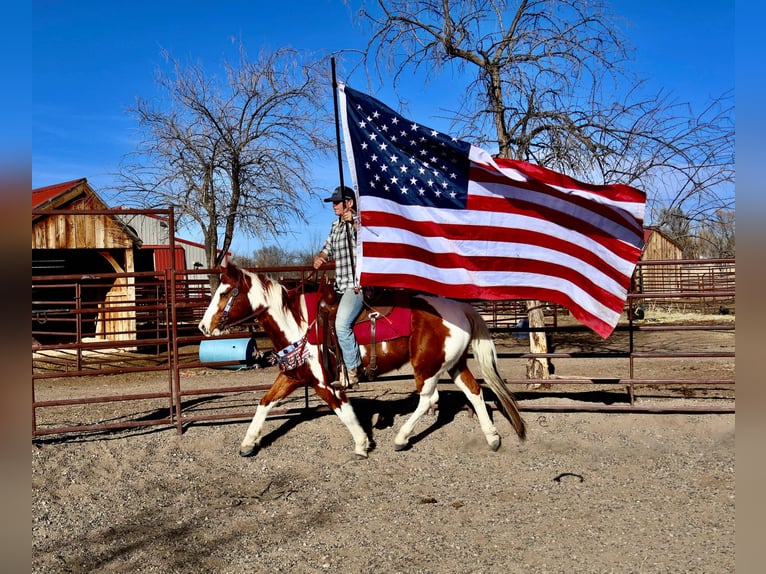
top-left (32, 318), bottom-right (735, 573)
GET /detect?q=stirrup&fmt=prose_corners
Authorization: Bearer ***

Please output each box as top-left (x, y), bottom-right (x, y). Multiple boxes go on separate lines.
top-left (330, 367), bottom-right (358, 390)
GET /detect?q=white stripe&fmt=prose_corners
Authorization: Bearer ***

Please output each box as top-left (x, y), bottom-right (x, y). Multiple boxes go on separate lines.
top-left (360, 195), bottom-right (638, 277)
top-left (359, 224), bottom-right (628, 297)
top-left (469, 146), bottom-right (645, 221)
top-left (338, 83), bottom-right (364, 285)
top-left (361, 254), bottom-right (622, 324)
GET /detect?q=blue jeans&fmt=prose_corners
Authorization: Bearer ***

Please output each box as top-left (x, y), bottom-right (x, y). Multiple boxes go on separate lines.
top-left (336, 287), bottom-right (364, 371)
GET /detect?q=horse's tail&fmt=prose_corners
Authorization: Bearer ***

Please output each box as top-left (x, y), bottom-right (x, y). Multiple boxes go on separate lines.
top-left (466, 305), bottom-right (527, 441)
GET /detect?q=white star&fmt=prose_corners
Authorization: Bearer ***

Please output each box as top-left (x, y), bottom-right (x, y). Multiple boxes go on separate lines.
top-left (390, 155), bottom-right (398, 163)
top-left (410, 122), bottom-right (419, 131)
top-left (431, 130), bottom-right (439, 137)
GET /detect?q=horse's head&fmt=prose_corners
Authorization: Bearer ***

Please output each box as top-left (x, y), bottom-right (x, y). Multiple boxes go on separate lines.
top-left (198, 261), bottom-right (261, 336)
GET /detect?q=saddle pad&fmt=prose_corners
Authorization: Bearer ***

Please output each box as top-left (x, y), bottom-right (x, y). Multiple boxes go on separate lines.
top-left (303, 292), bottom-right (411, 346)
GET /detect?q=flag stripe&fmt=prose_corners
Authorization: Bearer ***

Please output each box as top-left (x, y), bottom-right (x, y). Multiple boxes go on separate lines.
top-left (469, 161), bottom-right (644, 245)
top-left (339, 84), bottom-right (646, 338)
top-left (360, 240), bottom-right (627, 311)
top-left (361, 202), bottom-right (639, 288)
top-left (357, 267), bottom-right (617, 338)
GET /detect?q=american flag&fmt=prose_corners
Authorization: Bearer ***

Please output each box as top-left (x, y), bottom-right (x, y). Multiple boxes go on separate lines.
top-left (339, 84), bottom-right (646, 338)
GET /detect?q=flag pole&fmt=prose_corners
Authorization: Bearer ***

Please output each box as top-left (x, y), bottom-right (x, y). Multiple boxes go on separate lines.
top-left (330, 57), bottom-right (356, 280)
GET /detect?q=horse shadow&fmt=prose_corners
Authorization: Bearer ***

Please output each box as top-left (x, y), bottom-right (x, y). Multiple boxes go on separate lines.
top-left (349, 386), bottom-right (483, 448)
top-left (255, 384), bottom-right (480, 453)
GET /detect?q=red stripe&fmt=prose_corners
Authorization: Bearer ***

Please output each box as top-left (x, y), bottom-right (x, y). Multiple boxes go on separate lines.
top-left (469, 164), bottom-right (644, 239)
top-left (362, 241), bottom-right (627, 310)
top-left (492, 157), bottom-right (647, 204)
top-left (466, 192), bottom-right (642, 260)
top-left (362, 210), bottom-right (640, 285)
top-left (359, 271), bottom-right (615, 338)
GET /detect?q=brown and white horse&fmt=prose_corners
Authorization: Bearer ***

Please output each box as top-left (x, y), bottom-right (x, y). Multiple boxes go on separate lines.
top-left (198, 260), bottom-right (526, 458)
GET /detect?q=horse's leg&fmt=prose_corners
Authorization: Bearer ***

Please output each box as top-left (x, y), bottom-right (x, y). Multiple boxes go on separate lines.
top-left (393, 375), bottom-right (440, 451)
top-left (312, 382), bottom-right (371, 459)
top-left (240, 370), bottom-right (370, 459)
top-left (452, 365), bottom-right (502, 451)
top-left (239, 372), bottom-right (303, 457)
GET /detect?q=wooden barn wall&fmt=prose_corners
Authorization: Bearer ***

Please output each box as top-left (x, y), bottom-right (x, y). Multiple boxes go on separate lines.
top-left (32, 196), bottom-right (135, 250)
top-left (642, 233), bottom-right (682, 261)
top-left (637, 233), bottom-right (683, 293)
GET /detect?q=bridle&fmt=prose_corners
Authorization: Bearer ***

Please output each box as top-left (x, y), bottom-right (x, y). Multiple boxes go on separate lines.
top-left (215, 278), bottom-right (266, 331)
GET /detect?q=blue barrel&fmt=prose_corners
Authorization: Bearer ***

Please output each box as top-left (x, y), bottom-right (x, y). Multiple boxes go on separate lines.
top-left (199, 337), bottom-right (257, 369)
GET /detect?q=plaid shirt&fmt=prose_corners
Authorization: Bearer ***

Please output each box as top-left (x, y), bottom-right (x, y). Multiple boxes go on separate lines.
top-left (321, 218), bottom-right (357, 292)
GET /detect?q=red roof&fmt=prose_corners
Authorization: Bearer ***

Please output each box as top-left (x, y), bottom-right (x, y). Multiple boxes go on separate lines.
top-left (32, 178), bottom-right (87, 209)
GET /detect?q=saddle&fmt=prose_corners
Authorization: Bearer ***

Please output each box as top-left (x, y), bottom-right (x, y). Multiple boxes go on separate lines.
top-left (305, 283), bottom-right (411, 383)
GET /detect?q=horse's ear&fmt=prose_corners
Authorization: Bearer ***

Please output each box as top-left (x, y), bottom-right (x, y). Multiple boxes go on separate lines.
top-left (226, 259), bottom-right (239, 273)
top-left (220, 258), bottom-right (240, 280)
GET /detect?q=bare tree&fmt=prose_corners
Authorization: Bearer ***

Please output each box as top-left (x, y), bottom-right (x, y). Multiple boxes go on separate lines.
top-left (353, 0), bottom-right (734, 377)
top-left (117, 45), bottom-right (334, 277)
top-left (658, 206), bottom-right (735, 259)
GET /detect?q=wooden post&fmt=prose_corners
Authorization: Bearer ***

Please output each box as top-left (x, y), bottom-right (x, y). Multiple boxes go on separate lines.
top-left (525, 300), bottom-right (550, 380)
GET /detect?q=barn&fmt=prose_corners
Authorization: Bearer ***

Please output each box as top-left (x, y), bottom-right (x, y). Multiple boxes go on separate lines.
top-left (632, 226), bottom-right (684, 294)
top-left (32, 178), bottom-right (216, 344)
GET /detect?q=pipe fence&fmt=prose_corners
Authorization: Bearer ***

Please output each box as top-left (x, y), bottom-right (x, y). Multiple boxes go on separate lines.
top-left (33, 259), bottom-right (735, 439)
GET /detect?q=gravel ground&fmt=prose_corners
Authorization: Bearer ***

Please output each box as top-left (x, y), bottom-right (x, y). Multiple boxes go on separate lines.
top-left (32, 387), bottom-right (734, 573)
top-left (32, 324), bottom-right (735, 573)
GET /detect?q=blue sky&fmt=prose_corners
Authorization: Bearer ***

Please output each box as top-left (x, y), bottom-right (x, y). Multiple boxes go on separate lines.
top-left (32, 0), bottom-right (735, 256)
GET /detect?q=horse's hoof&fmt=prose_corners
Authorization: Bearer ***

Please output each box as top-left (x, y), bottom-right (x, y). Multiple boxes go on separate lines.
top-left (393, 442), bottom-right (410, 452)
top-left (239, 446), bottom-right (258, 457)
top-left (489, 438), bottom-right (501, 452)
top-left (354, 452), bottom-right (368, 460)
